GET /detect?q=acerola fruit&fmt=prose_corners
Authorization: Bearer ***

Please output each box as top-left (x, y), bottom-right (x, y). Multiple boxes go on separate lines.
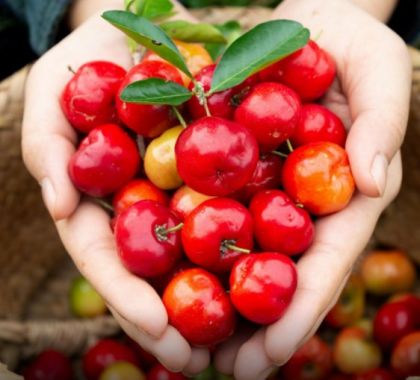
top-left (23, 350), bottom-right (73, 380)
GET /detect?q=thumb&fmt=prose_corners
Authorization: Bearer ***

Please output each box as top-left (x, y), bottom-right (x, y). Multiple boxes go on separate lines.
top-left (344, 36), bottom-right (411, 197)
top-left (22, 63), bottom-right (80, 220)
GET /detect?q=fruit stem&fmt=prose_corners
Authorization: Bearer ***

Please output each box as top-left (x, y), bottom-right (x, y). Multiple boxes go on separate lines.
top-left (155, 222), bottom-right (184, 241)
top-left (172, 106), bottom-right (187, 128)
top-left (295, 203), bottom-right (304, 209)
top-left (67, 65), bottom-right (76, 75)
top-left (94, 198), bottom-right (114, 213)
top-left (271, 150), bottom-right (288, 158)
top-left (286, 139), bottom-right (294, 153)
top-left (192, 79), bottom-right (212, 117)
top-left (225, 243), bottom-right (251, 254)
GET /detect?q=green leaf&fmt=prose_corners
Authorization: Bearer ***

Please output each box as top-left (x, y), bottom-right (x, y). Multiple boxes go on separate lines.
top-left (102, 10), bottom-right (192, 77)
top-left (210, 20), bottom-right (309, 94)
top-left (142, 0), bottom-right (174, 20)
top-left (121, 78), bottom-right (193, 106)
top-left (205, 21), bottom-right (242, 60)
top-left (160, 20), bottom-right (226, 43)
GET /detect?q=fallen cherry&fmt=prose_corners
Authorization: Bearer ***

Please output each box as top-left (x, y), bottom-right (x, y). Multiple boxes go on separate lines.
top-left (249, 189), bottom-right (314, 256)
top-left (230, 252), bottom-right (297, 324)
top-left (175, 116), bottom-right (259, 196)
top-left (182, 198), bottom-right (253, 272)
top-left (61, 61), bottom-right (126, 133)
top-left (69, 124), bottom-right (140, 197)
top-left (163, 268), bottom-right (236, 346)
top-left (115, 200), bottom-right (182, 278)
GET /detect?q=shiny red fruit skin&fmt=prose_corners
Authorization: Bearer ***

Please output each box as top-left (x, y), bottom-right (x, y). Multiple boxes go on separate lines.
top-left (163, 268), bottom-right (236, 346)
top-left (234, 82), bottom-right (301, 152)
top-left (259, 40), bottom-right (336, 101)
top-left (249, 190), bottom-right (314, 256)
top-left (82, 339), bottom-right (137, 380)
top-left (187, 65), bottom-right (258, 120)
top-left (115, 200), bottom-right (182, 278)
top-left (116, 61), bottom-right (183, 138)
top-left (373, 300), bottom-right (417, 351)
top-left (291, 104), bottom-right (346, 147)
top-left (169, 186), bottom-right (213, 221)
top-left (69, 124), bottom-right (140, 197)
top-left (113, 179), bottom-right (169, 215)
top-left (282, 142), bottom-right (355, 215)
top-left (233, 154), bottom-right (283, 204)
top-left (61, 61), bottom-right (126, 133)
top-left (281, 335), bottom-right (333, 380)
top-left (391, 331), bottom-right (420, 378)
top-left (390, 294), bottom-right (420, 324)
top-left (146, 364), bottom-right (186, 380)
top-left (182, 198), bottom-right (254, 272)
top-left (230, 252), bottom-right (298, 324)
top-left (23, 350), bottom-right (73, 380)
top-left (150, 260), bottom-right (195, 294)
top-left (354, 368), bottom-right (396, 380)
top-left (175, 116), bottom-right (259, 196)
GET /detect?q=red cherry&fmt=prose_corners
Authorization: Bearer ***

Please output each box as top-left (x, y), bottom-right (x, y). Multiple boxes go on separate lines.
top-left (146, 364), bottom-right (186, 380)
top-left (69, 124), bottom-right (140, 197)
top-left (113, 179), bottom-right (169, 215)
top-left (23, 350), bottom-right (73, 380)
top-left (82, 339), bottom-right (137, 380)
top-left (169, 185), bottom-right (214, 221)
top-left (182, 198), bottom-right (253, 272)
top-left (282, 142), bottom-right (355, 215)
top-left (61, 61), bottom-right (126, 133)
top-left (259, 40), bottom-right (336, 101)
top-left (234, 82), bottom-right (301, 152)
top-left (281, 335), bottom-right (333, 380)
top-left (249, 190), bottom-right (314, 256)
top-left (233, 154), bottom-right (283, 204)
top-left (116, 61), bottom-right (183, 138)
top-left (175, 116), bottom-right (259, 196)
top-left (391, 331), bottom-right (420, 378)
top-left (163, 268), bottom-right (236, 346)
top-left (373, 300), bottom-right (417, 351)
top-left (150, 260), bottom-right (195, 294)
top-left (291, 104), bottom-right (346, 147)
top-left (354, 368), bottom-right (396, 380)
top-left (230, 252), bottom-right (298, 324)
top-left (115, 200), bottom-right (182, 278)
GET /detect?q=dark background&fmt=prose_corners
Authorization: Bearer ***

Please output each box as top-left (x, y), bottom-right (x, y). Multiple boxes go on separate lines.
top-left (0, 0), bottom-right (418, 81)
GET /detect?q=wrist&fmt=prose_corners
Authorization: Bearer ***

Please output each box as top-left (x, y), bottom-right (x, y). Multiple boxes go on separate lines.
top-left (69, 0), bottom-right (123, 29)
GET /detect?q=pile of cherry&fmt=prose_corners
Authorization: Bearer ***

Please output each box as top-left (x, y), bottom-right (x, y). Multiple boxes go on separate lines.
top-left (63, 33), bottom-right (355, 348)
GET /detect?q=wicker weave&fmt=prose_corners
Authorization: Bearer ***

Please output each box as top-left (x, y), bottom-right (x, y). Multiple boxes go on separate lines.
top-left (0, 5), bottom-right (419, 375)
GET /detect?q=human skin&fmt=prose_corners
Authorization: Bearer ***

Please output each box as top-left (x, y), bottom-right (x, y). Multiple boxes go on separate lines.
top-left (212, 1), bottom-right (411, 379)
top-left (21, 0), bottom-right (410, 378)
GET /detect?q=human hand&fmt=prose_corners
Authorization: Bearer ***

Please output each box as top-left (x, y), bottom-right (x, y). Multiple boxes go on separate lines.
top-left (213, 1), bottom-right (411, 378)
top-left (21, 3), bottom-right (209, 375)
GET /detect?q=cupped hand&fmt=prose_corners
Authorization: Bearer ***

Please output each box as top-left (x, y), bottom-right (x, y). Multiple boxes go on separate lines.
top-left (21, 8), bottom-right (209, 375)
top-left (214, 0), bottom-right (411, 379)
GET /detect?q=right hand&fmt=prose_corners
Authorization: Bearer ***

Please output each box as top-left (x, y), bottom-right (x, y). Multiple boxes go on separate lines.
top-left (21, 10), bottom-right (209, 376)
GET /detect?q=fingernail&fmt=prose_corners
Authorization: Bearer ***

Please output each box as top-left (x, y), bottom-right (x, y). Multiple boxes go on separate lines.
top-left (370, 153), bottom-right (388, 196)
top-left (257, 367), bottom-right (276, 380)
top-left (40, 178), bottom-right (56, 217)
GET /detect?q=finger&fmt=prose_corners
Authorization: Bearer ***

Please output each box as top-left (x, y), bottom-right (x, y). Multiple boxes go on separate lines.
top-left (182, 348), bottom-right (211, 377)
top-left (233, 330), bottom-right (275, 380)
top-left (214, 326), bottom-right (256, 375)
top-left (110, 307), bottom-right (192, 372)
top-left (264, 153), bottom-right (402, 364)
top-left (22, 62), bottom-right (80, 221)
top-left (344, 32), bottom-right (411, 197)
top-left (56, 201), bottom-right (168, 338)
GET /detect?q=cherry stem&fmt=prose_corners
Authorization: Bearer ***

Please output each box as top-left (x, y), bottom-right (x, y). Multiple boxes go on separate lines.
top-left (295, 203), bottom-right (304, 209)
top-left (94, 198), bottom-right (114, 213)
top-left (192, 79), bottom-right (212, 117)
top-left (67, 65), bottom-right (76, 75)
top-left (286, 139), bottom-right (294, 153)
top-left (165, 223), bottom-right (184, 233)
top-left (271, 150), bottom-right (288, 158)
top-left (155, 222), bottom-right (184, 242)
top-left (172, 106), bottom-right (187, 128)
top-left (225, 243), bottom-right (251, 254)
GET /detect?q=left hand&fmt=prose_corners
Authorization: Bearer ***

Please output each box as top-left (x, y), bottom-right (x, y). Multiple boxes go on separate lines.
top-left (213, 1), bottom-right (411, 379)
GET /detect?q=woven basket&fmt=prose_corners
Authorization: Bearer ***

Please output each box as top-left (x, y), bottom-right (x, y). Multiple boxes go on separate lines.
top-left (0, 6), bottom-right (419, 377)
